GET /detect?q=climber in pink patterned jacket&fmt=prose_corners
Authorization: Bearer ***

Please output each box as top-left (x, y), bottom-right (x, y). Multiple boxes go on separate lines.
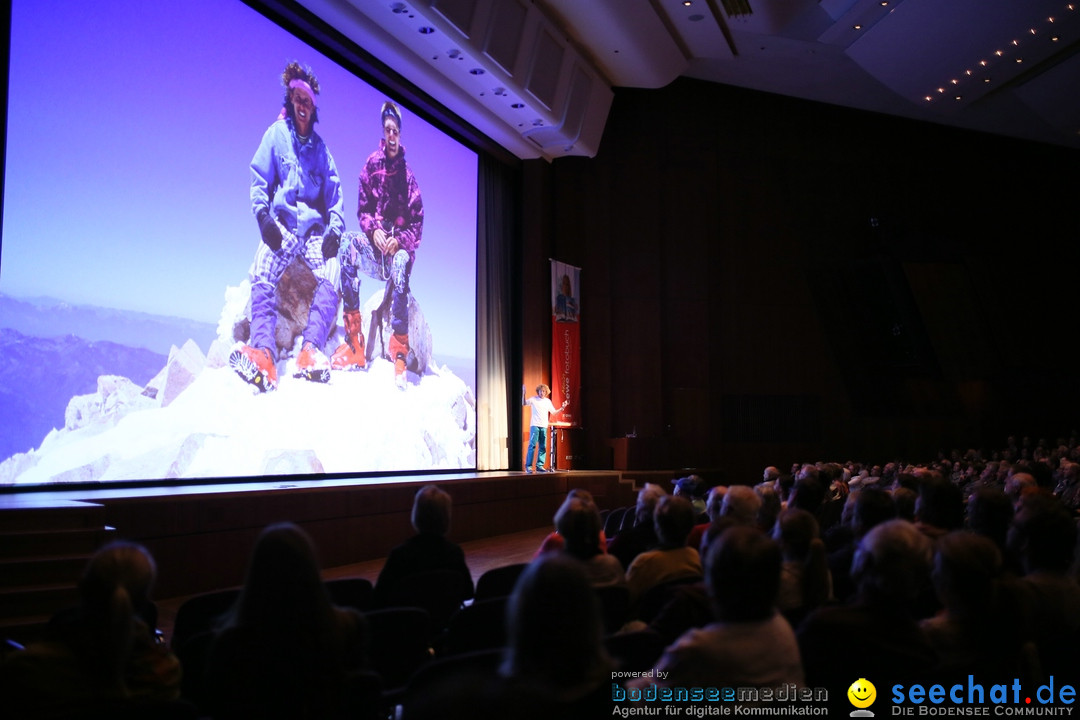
top-left (332, 100), bottom-right (424, 389)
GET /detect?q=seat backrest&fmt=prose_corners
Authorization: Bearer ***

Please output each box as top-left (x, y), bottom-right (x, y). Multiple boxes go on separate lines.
top-left (364, 606), bottom-right (433, 691)
top-left (325, 577), bottom-right (374, 612)
top-left (593, 583), bottom-right (631, 634)
top-left (400, 647), bottom-right (503, 715)
top-left (380, 569), bottom-right (473, 633)
top-left (604, 629), bottom-right (668, 674)
top-left (443, 596), bottom-right (509, 656)
top-left (635, 575), bottom-right (704, 624)
top-left (171, 588), bottom-right (240, 653)
top-left (603, 507), bottom-right (628, 538)
top-left (474, 562), bottom-right (528, 602)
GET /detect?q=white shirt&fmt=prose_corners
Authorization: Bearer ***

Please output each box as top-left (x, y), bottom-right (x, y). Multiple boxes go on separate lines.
top-left (526, 395), bottom-right (558, 428)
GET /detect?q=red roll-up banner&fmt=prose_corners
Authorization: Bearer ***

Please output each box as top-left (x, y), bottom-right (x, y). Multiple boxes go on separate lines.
top-left (551, 260), bottom-right (581, 427)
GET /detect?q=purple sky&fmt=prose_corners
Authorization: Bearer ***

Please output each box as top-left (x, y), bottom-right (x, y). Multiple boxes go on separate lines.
top-left (2, 0), bottom-right (478, 359)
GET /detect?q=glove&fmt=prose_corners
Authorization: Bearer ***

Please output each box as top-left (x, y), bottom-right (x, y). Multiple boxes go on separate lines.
top-left (322, 228), bottom-right (341, 261)
top-left (257, 209), bottom-right (283, 252)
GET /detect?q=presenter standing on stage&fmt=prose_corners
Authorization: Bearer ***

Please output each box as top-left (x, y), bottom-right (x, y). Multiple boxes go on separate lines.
top-left (523, 384), bottom-right (567, 473)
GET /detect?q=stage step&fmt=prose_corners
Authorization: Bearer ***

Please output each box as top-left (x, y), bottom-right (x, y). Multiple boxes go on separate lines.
top-left (0, 502), bottom-right (111, 646)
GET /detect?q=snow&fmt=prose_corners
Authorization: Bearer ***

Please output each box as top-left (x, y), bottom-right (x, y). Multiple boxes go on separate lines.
top-left (4, 355), bottom-right (476, 486)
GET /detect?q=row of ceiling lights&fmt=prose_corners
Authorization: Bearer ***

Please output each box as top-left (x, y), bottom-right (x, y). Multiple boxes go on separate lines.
top-left (921, 3), bottom-right (1075, 105)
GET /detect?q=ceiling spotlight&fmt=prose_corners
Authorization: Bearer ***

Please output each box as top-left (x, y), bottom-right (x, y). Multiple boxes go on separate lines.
top-left (419, 26), bottom-right (435, 34)
top-left (853, 24), bottom-right (862, 30)
top-left (511, 103), bottom-right (524, 109)
top-left (683, 0), bottom-right (692, 6)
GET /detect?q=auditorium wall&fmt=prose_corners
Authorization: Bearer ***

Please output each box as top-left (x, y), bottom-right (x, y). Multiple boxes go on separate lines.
top-left (518, 76), bottom-right (1080, 480)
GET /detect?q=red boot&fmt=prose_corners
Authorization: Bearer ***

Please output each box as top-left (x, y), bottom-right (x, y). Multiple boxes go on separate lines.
top-left (296, 341), bottom-right (331, 383)
top-left (229, 344), bottom-right (278, 392)
top-left (389, 332), bottom-right (409, 389)
top-left (331, 310), bottom-right (366, 370)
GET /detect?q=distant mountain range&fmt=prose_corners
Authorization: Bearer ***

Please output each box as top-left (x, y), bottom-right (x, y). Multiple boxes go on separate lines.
top-left (0, 294), bottom-right (212, 462)
top-left (0, 328), bottom-right (168, 461)
top-left (0, 293), bottom-right (218, 357)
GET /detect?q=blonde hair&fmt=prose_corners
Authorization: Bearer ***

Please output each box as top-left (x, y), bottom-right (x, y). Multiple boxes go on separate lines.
top-left (536, 384), bottom-right (550, 395)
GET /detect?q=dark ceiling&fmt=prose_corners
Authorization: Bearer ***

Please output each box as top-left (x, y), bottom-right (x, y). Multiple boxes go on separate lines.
top-left (302, 0), bottom-right (1080, 159)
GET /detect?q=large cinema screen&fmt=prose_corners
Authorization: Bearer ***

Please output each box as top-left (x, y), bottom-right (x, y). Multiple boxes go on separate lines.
top-left (0, 0), bottom-right (479, 486)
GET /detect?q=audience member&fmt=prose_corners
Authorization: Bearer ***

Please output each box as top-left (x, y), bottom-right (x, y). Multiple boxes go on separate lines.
top-left (672, 474), bottom-right (708, 519)
top-left (203, 522), bottom-right (369, 719)
top-left (697, 484), bottom-right (762, 556)
top-left (754, 482), bottom-right (782, 534)
top-left (1007, 493), bottom-right (1080, 679)
top-left (827, 486), bottom-right (896, 604)
top-left (920, 531), bottom-right (1029, 682)
top-left (629, 525), bottom-right (803, 690)
top-left (2, 541), bottom-right (184, 719)
top-left (773, 508), bottom-right (832, 625)
top-left (798, 520), bottom-right (936, 713)
top-left (374, 484), bottom-right (474, 606)
top-left (686, 484), bottom-right (726, 552)
top-left (625, 496), bottom-right (703, 613)
top-left (893, 486), bottom-right (917, 521)
top-left (966, 487), bottom-right (1016, 569)
top-left (534, 488), bottom-right (607, 557)
top-left (553, 493), bottom-right (625, 587)
top-left (608, 483), bottom-right (666, 570)
top-left (914, 474), bottom-right (965, 541)
top-left (498, 554), bottom-right (613, 718)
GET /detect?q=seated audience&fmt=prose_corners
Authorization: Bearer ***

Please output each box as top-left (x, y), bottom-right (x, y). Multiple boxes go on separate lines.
top-left (374, 484), bottom-right (474, 605)
top-left (498, 554), bottom-right (613, 718)
top-left (773, 508), bottom-right (832, 625)
top-left (625, 496), bottom-right (703, 616)
top-left (672, 474), bottom-right (708, 519)
top-left (798, 520), bottom-right (936, 713)
top-left (754, 482), bottom-right (782, 534)
top-left (827, 486), bottom-right (897, 604)
top-left (966, 487), bottom-right (1017, 571)
top-left (920, 531), bottom-right (1029, 681)
top-left (686, 484), bottom-right (726, 552)
top-left (629, 525), bottom-right (803, 690)
top-left (1007, 493), bottom-right (1080, 679)
top-left (914, 474), bottom-right (965, 541)
top-left (535, 488), bottom-right (606, 557)
top-left (553, 493), bottom-right (625, 587)
top-left (608, 483), bottom-right (666, 570)
top-left (1, 541), bottom-right (184, 718)
top-left (697, 484), bottom-right (763, 556)
top-left (203, 522), bottom-right (369, 719)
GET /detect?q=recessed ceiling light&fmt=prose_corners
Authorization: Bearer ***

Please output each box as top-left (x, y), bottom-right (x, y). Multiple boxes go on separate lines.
top-left (470, 68), bottom-right (485, 75)
top-left (419, 26), bottom-right (435, 34)
top-left (511, 103), bottom-right (524, 109)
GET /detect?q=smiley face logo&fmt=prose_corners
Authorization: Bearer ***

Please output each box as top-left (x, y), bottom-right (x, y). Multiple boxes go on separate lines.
top-left (848, 678), bottom-right (877, 709)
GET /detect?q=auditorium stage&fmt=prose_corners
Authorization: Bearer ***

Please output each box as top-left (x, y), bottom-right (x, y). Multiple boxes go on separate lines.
top-left (0, 470), bottom-right (641, 598)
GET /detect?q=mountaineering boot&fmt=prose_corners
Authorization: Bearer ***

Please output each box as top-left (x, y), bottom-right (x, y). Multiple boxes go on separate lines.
top-left (331, 309), bottom-right (366, 370)
top-left (229, 344), bottom-right (278, 393)
top-left (389, 332), bottom-right (409, 390)
top-left (296, 341), bottom-right (331, 383)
